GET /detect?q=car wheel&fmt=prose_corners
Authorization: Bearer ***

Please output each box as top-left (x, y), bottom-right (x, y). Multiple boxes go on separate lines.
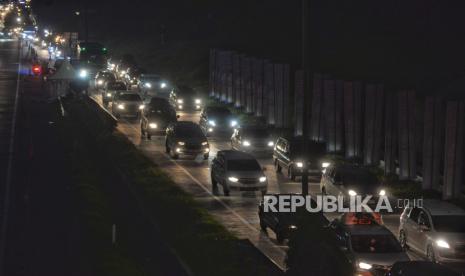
top-left (289, 166), bottom-right (296, 181)
top-left (274, 160), bottom-right (282, 173)
top-left (203, 153), bottom-right (209, 160)
top-left (399, 230), bottom-right (408, 250)
top-left (427, 245), bottom-right (436, 263)
top-left (276, 231), bottom-right (285, 244)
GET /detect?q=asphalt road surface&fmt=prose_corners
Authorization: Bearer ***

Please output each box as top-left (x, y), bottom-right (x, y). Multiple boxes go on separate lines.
top-left (90, 88), bottom-right (424, 269)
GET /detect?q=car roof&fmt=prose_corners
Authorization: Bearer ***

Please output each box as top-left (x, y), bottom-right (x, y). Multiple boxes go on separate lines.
top-left (219, 150), bottom-right (256, 160)
top-left (345, 224), bottom-right (393, 236)
top-left (418, 199), bottom-right (465, 216)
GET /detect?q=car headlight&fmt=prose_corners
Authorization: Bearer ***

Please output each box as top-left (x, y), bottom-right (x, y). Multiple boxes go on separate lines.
top-left (358, 262), bottom-right (372, 270)
top-left (322, 162), bottom-right (330, 168)
top-left (106, 93), bottom-right (112, 97)
top-left (144, 83), bottom-right (152, 88)
top-left (208, 128), bottom-right (213, 132)
top-left (97, 80), bottom-right (103, 85)
top-left (202, 141), bottom-right (208, 146)
top-left (117, 104), bottom-right (125, 110)
top-left (379, 189), bottom-right (386, 196)
top-left (208, 120), bottom-right (216, 126)
top-left (195, 99), bottom-right (201, 104)
top-left (348, 190), bottom-right (357, 196)
top-left (230, 120), bottom-right (238, 127)
top-left (139, 105), bottom-right (145, 110)
top-left (178, 141), bottom-right (185, 146)
top-left (289, 225), bottom-right (298, 229)
top-left (259, 176), bottom-right (267, 183)
top-left (296, 162), bottom-right (304, 168)
top-left (243, 140), bottom-right (251, 147)
top-left (149, 123), bottom-right (157, 129)
top-left (79, 69), bottom-right (88, 78)
top-left (228, 177), bottom-right (239, 183)
top-left (436, 240), bottom-right (450, 249)
top-left (177, 99), bottom-right (183, 104)
top-left (160, 82), bottom-right (167, 88)
top-left (268, 141), bottom-right (274, 147)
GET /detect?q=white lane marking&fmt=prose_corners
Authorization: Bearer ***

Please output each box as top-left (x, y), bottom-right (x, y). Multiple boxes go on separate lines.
top-left (0, 39), bottom-right (22, 271)
top-left (121, 119), bottom-right (260, 233)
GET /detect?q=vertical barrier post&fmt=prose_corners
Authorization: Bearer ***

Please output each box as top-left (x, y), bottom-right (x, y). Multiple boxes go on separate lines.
top-left (443, 101), bottom-right (464, 199)
top-left (422, 97), bottom-right (444, 190)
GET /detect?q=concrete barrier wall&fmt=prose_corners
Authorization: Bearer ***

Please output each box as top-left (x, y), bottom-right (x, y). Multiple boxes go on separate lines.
top-left (384, 91), bottom-right (397, 174)
top-left (310, 74), bottom-right (325, 142)
top-left (364, 84), bottom-right (384, 166)
top-left (209, 49), bottom-right (465, 197)
top-left (397, 90), bottom-right (416, 180)
top-left (294, 70), bottom-right (304, 136)
top-left (422, 97), bottom-right (444, 190)
top-left (443, 101), bottom-right (464, 199)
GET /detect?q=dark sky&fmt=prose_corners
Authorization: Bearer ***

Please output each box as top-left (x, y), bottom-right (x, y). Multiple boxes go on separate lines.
top-left (32, 0), bottom-right (465, 86)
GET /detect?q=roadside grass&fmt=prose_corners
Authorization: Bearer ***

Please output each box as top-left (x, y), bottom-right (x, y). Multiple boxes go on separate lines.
top-left (56, 102), bottom-right (146, 276)
top-left (62, 96), bottom-right (279, 276)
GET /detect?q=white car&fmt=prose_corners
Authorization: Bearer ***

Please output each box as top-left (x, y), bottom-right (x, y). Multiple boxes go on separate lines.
top-left (210, 150), bottom-right (268, 196)
top-left (399, 199), bottom-right (465, 264)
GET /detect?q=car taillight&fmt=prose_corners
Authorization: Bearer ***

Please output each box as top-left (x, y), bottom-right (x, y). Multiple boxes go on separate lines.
top-left (32, 65), bottom-right (42, 75)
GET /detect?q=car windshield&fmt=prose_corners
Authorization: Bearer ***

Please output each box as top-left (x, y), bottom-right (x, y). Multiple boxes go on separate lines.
top-left (243, 129), bottom-right (270, 139)
top-left (141, 76), bottom-right (161, 82)
top-left (291, 141), bottom-right (326, 156)
top-left (338, 169), bottom-right (378, 186)
top-left (108, 83), bottom-right (126, 90)
top-left (175, 126), bottom-right (204, 138)
top-left (227, 159), bottom-right (261, 171)
top-left (208, 108), bottom-right (232, 118)
top-left (432, 216), bottom-right (465, 232)
top-left (177, 87), bottom-right (196, 96)
top-left (118, 94), bottom-right (141, 101)
top-left (351, 234), bottom-right (403, 253)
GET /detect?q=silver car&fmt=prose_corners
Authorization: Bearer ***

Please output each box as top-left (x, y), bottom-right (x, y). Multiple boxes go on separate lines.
top-left (231, 127), bottom-right (275, 155)
top-left (399, 199), bottom-right (465, 264)
top-left (330, 220), bottom-right (410, 274)
top-left (111, 92), bottom-right (144, 118)
top-left (210, 150), bottom-right (268, 196)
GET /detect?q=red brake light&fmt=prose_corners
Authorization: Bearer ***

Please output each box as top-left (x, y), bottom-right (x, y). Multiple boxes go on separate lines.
top-left (32, 65), bottom-right (42, 75)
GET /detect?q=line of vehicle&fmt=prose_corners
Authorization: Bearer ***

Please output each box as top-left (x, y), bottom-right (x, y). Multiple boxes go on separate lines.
top-left (0, 39), bottom-right (22, 274)
top-left (119, 119), bottom-right (289, 270)
top-left (121, 118), bottom-right (261, 233)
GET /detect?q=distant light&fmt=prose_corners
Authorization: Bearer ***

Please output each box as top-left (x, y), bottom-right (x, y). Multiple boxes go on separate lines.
top-left (160, 82), bottom-right (167, 88)
top-left (16, 17), bottom-right (21, 22)
top-left (75, 11), bottom-right (80, 16)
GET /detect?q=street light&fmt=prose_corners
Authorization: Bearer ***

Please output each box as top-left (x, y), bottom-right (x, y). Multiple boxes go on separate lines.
top-left (16, 17), bottom-right (21, 23)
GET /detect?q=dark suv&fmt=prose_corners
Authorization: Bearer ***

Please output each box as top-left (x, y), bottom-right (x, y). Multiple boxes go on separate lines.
top-left (140, 97), bottom-right (178, 139)
top-left (165, 122), bottom-right (210, 160)
top-left (273, 137), bottom-right (327, 181)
